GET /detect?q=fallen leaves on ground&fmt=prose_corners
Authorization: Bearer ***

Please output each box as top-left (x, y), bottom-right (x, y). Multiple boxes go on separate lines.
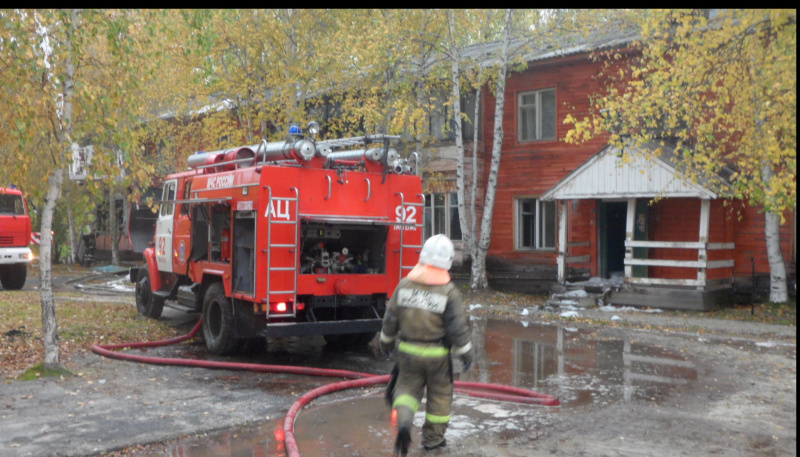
top-left (0, 291), bottom-right (178, 379)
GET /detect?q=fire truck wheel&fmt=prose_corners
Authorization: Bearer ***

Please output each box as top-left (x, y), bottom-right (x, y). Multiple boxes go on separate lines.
top-left (202, 282), bottom-right (239, 355)
top-left (0, 263), bottom-right (27, 290)
top-left (135, 268), bottom-right (165, 319)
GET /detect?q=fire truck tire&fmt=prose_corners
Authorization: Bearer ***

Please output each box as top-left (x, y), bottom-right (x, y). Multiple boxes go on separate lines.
top-left (202, 282), bottom-right (239, 355)
top-left (0, 263), bottom-right (27, 290)
top-left (135, 268), bottom-right (164, 319)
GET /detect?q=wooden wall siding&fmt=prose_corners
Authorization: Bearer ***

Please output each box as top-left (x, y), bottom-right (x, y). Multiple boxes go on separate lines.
top-left (648, 198), bottom-right (734, 281)
top-left (567, 199), bottom-right (597, 276)
top-left (706, 200), bottom-right (735, 280)
top-left (732, 202), bottom-right (795, 277)
top-left (481, 58), bottom-right (611, 259)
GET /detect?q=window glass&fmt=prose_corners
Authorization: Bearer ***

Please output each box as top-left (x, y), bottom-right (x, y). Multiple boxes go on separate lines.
top-left (519, 88), bottom-right (556, 142)
top-left (423, 194), bottom-right (432, 239)
top-left (449, 193), bottom-right (462, 241)
top-left (424, 192), bottom-right (463, 241)
top-left (181, 181), bottom-right (192, 215)
top-left (520, 199), bottom-right (535, 248)
top-left (161, 183), bottom-right (175, 216)
top-left (540, 200), bottom-right (556, 248)
top-left (433, 193), bottom-right (446, 236)
top-left (520, 105), bottom-right (536, 141)
top-left (541, 90), bottom-right (556, 140)
top-left (0, 195), bottom-right (24, 215)
top-left (517, 198), bottom-right (555, 250)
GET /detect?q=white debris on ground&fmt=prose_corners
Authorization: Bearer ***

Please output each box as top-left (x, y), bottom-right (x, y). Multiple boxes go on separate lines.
top-left (560, 310), bottom-right (581, 318)
top-left (598, 305), bottom-right (663, 314)
top-left (560, 304), bottom-right (584, 311)
top-left (562, 289), bottom-right (589, 298)
top-left (469, 304), bottom-right (483, 311)
top-left (521, 308), bottom-right (529, 316)
top-left (567, 275), bottom-right (624, 288)
top-left (106, 276), bottom-right (135, 292)
top-left (756, 341), bottom-right (797, 348)
top-left (440, 396), bottom-right (549, 442)
top-left (611, 315), bottom-right (621, 321)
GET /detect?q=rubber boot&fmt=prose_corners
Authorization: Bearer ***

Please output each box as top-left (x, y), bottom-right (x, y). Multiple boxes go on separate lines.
top-left (424, 438), bottom-right (447, 451)
top-left (395, 425), bottom-right (411, 456)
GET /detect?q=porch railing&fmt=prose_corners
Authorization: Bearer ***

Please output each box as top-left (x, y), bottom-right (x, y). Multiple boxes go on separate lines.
top-left (624, 240), bottom-right (735, 289)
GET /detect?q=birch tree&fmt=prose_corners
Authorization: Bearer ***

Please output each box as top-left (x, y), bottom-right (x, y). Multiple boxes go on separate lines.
top-left (444, 10), bottom-right (501, 283)
top-left (0, 9), bottom-right (168, 368)
top-left (446, 9), bottom-right (598, 288)
top-left (566, 9), bottom-right (795, 303)
top-left (471, 9), bottom-right (514, 288)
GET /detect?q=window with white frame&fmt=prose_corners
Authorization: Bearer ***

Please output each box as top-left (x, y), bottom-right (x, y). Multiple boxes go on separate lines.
top-left (518, 88), bottom-right (556, 142)
top-left (516, 198), bottom-right (556, 250)
top-left (424, 193), bottom-right (462, 241)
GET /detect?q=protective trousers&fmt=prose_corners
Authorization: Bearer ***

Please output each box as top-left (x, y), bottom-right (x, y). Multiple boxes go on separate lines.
top-left (391, 342), bottom-right (453, 449)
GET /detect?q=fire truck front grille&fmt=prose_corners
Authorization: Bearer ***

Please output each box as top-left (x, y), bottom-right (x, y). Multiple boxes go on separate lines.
top-left (0, 236), bottom-right (14, 246)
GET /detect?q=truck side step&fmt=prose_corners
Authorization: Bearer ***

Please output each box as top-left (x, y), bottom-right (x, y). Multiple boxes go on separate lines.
top-left (164, 301), bottom-right (200, 314)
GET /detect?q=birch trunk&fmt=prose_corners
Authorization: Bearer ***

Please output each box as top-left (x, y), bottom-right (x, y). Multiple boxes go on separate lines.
top-left (40, 169), bottom-right (63, 369)
top-left (447, 10), bottom-right (474, 266)
top-left (109, 188), bottom-right (119, 266)
top-left (762, 163), bottom-right (788, 303)
top-left (39, 9), bottom-right (78, 369)
top-left (67, 192), bottom-right (77, 264)
top-left (470, 83), bottom-right (481, 264)
top-left (471, 9), bottom-right (513, 289)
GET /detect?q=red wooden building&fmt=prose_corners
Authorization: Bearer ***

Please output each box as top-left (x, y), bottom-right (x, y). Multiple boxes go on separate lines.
top-left (471, 33), bottom-right (795, 310)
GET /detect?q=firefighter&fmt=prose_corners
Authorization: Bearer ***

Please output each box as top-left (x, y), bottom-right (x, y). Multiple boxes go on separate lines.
top-left (380, 234), bottom-right (474, 455)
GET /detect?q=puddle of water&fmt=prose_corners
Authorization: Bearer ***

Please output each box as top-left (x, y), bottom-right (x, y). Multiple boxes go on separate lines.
top-left (462, 319), bottom-right (698, 407)
top-left (143, 318), bottom-right (697, 455)
top-left (148, 394), bottom-right (549, 457)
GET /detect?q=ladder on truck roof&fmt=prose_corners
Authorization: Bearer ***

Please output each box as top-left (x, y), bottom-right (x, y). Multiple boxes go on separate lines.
top-left (395, 192), bottom-right (425, 281)
top-left (264, 186), bottom-right (300, 317)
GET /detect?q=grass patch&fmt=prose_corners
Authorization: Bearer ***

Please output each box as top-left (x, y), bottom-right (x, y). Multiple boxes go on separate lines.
top-left (17, 362), bottom-right (73, 381)
top-left (661, 298), bottom-right (797, 326)
top-left (0, 291), bottom-right (178, 379)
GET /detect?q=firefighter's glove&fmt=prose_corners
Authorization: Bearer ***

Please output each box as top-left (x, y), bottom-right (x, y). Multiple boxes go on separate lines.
top-left (380, 340), bottom-right (394, 356)
top-left (379, 333), bottom-right (395, 356)
top-left (458, 345), bottom-right (475, 372)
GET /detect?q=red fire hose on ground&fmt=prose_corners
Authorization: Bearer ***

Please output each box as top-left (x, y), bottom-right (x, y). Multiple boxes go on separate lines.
top-left (92, 320), bottom-right (560, 457)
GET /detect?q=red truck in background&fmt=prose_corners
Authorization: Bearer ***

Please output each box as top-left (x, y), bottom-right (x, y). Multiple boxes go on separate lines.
top-left (130, 124), bottom-right (424, 354)
top-left (0, 186), bottom-right (33, 290)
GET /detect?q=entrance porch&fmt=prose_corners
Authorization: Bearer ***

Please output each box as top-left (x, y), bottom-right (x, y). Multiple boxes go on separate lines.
top-left (542, 143), bottom-right (735, 311)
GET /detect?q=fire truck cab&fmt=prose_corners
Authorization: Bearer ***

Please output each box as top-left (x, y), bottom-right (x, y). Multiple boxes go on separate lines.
top-left (0, 187), bottom-right (33, 290)
top-left (131, 124), bottom-right (424, 354)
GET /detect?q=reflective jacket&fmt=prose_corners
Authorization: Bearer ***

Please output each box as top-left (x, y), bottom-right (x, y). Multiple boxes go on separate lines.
top-left (380, 277), bottom-right (472, 356)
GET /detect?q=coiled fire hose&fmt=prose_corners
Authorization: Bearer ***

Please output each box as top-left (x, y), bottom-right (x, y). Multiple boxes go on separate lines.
top-left (92, 320), bottom-right (559, 457)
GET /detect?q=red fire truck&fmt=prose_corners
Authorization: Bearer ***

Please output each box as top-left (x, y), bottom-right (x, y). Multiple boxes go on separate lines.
top-left (0, 186), bottom-right (33, 290)
top-left (131, 124), bottom-right (424, 354)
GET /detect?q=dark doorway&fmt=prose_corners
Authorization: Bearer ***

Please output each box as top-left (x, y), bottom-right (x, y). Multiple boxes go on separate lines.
top-left (599, 201), bottom-right (627, 279)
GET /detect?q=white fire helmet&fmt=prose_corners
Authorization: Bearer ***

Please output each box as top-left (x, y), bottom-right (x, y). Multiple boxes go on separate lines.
top-left (418, 234), bottom-right (454, 271)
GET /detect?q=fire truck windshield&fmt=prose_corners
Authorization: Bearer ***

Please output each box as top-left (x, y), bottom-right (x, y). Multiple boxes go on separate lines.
top-left (0, 194), bottom-right (25, 215)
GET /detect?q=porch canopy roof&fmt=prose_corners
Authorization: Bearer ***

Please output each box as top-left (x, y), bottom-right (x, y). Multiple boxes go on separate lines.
top-left (541, 142), bottom-right (722, 201)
